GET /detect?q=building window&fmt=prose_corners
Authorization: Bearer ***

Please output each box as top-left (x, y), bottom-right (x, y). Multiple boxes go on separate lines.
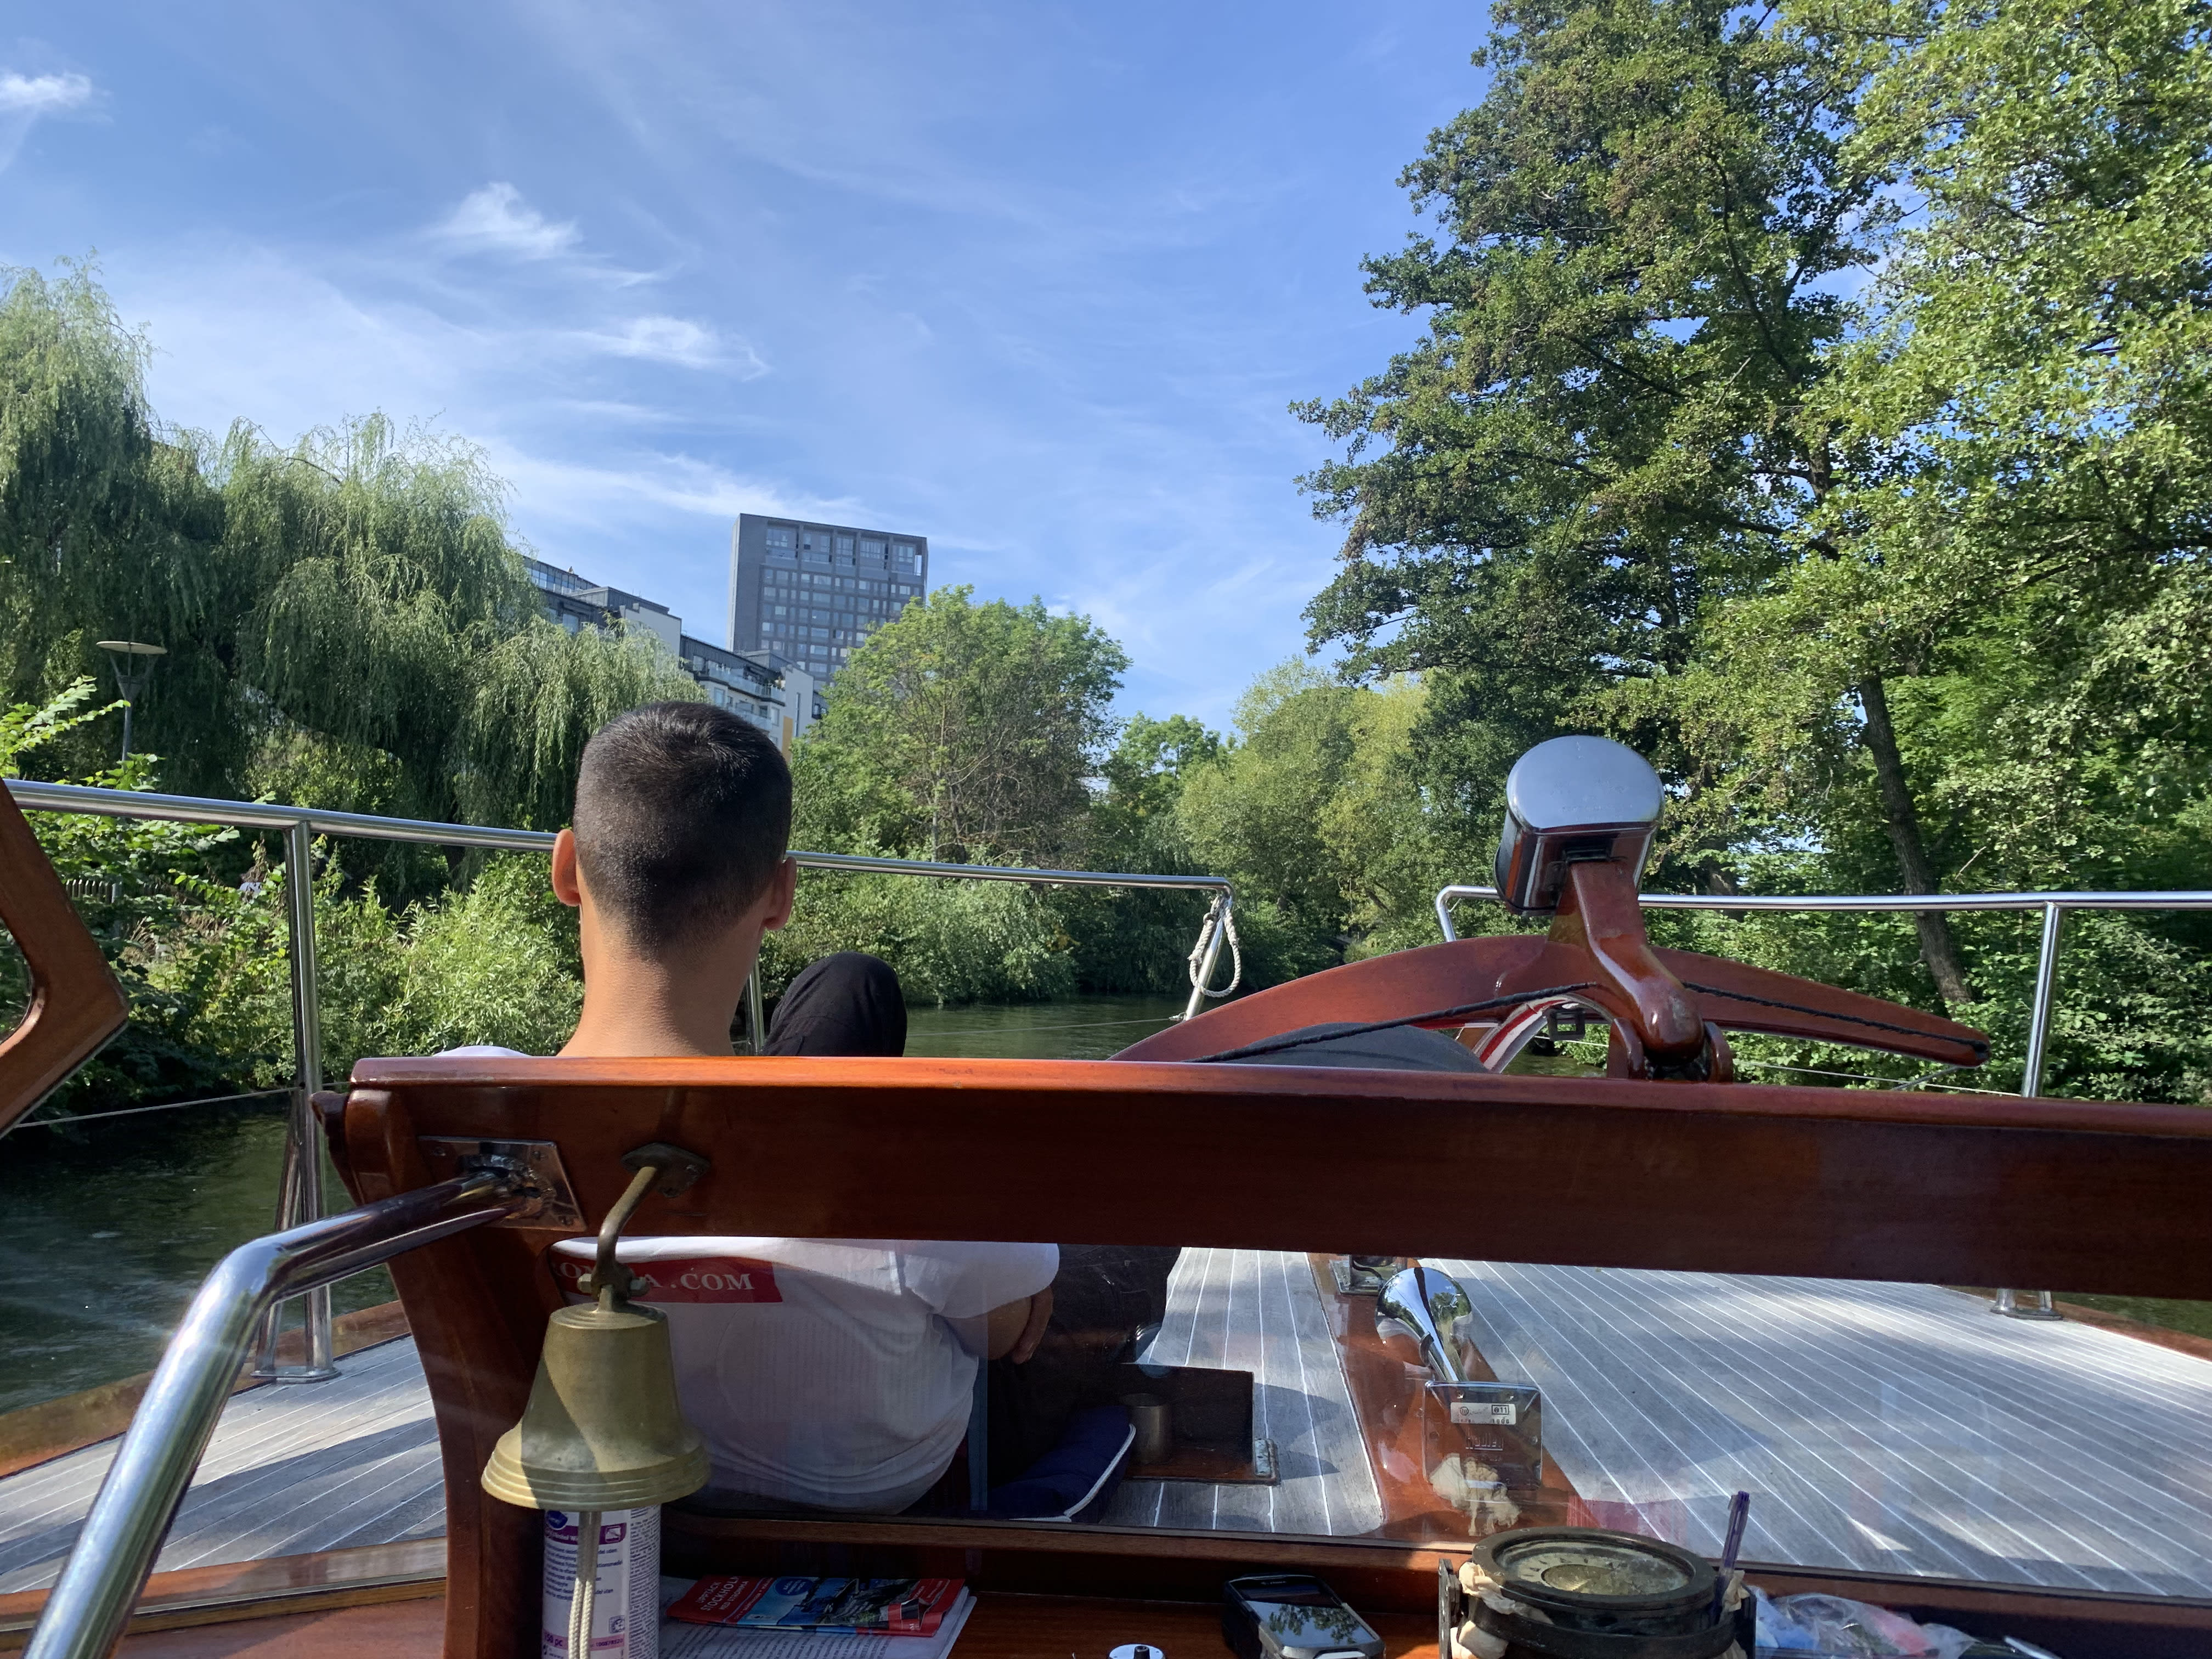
top-left (765, 526), bottom-right (796, 561)
top-left (800, 529), bottom-right (831, 565)
top-left (859, 537), bottom-right (885, 561)
top-left (892, 543), bottom-right (917, 572)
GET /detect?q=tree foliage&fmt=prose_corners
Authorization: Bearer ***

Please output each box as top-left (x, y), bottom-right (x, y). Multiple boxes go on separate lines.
top-left (796, 586), bottom-right (1127, 866)
top-left (1290, 0), bottom-right (2212, 1096)
top-left (0, 264), bottom-right (698, 841)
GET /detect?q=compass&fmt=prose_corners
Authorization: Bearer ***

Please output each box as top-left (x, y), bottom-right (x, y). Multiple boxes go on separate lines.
top-left (1466, 1528), bottom-right (1733, 1653)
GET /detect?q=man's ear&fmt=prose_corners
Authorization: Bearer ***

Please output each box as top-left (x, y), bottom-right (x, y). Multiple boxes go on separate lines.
top-left (758, 855), bottom-right (798, 933)
top-left (551, 827), bottom-right (583, 910)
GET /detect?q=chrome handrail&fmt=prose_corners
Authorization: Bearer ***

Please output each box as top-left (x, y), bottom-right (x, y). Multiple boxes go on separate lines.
top-left (1435, 879), bottom-right (2212, 1321)
top-left (5, 776), bottom-right (1236, 1374)
top-left (1432, 881), bottom-right (2212, 1096)
top-left (22, 1169), bottom-right (532, 1659)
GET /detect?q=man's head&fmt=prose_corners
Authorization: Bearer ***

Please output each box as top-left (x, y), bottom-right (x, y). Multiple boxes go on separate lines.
top-left (565, 701), bottom-right (794, 953)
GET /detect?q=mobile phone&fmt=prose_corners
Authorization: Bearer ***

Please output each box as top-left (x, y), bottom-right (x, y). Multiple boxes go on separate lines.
top-left (1221, 1574), bottom-right (1385, 1659)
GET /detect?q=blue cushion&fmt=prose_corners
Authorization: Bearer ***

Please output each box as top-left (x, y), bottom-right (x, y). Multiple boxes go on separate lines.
top-left (984, 1404), bottom-right (1135, 1522)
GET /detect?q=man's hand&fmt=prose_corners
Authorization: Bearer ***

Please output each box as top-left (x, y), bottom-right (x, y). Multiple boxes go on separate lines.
top-left (984, 1286), bottom-right (1055, 1362)
top-left (1010, 1285), bottom-right (1053, 1364)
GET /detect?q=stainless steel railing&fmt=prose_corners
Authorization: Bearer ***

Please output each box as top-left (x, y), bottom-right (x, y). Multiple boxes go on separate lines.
top-left (21, 1168), bottom-right (534, 1659)
top-left (5, 776), bottom-right (1235, 1379)
top-left (1435, 881), bottom-right (2212, 1099)
top-left (1435, 880), bottom-right (2212, 1322)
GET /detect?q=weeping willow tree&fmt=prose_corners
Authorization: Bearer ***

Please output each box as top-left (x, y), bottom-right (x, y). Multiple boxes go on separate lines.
top-left (0, 260), bottom-right (698, 830)
top-left (0, 262), bottom-right (230, 780)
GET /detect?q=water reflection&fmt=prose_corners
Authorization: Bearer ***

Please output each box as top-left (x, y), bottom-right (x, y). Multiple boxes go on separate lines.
top-left (0, 997), bottom-right (1183, 1411)
top-left (904, 994), bottom-right (1186, 1060)
top-left (0, 1108), bottom-right (392, 1412)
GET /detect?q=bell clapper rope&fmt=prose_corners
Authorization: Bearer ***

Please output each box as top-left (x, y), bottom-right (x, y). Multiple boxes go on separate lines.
top-left (567, 1506), bottom-right (600, 1658)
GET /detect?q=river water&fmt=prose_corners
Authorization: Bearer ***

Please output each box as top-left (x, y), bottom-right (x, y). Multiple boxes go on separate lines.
top-left (0, 994), bottom-right (1186, 1414)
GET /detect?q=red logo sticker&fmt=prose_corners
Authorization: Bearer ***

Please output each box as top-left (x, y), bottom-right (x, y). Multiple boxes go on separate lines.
top-left (554, 1255), bottom-right (783, 1304)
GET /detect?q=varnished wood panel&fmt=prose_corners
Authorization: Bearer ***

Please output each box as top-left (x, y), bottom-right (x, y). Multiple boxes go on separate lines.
top-left (1113, 935), bottom-right (1985, 1068)
top-left (0, 784), bottom-right (128, 1133)
top-left (345, 1056), bottom-right (2212, 1298)
top-left (81, 1575), bottom-right (2212, 1659)
top-left (108, 1596), bottom-right (444, 1658)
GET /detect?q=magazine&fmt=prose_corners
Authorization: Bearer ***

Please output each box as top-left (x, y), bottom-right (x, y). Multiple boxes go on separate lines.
top-left (659, 1579), bottom-right (974, 1659)
top-left (668, 1576), bottom-right (962, 1635)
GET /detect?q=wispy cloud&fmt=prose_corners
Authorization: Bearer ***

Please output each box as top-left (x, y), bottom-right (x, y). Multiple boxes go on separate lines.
top-left (435, 182), bottom-right (580, 259)
top-left (0, 70), bottom-right (94, 172)
top-left (575, 315), bottom-right (766, 376)
top-left (0, 72), bottom-right (92, 115)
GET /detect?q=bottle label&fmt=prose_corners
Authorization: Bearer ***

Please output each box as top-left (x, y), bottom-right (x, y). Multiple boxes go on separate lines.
top-left (542, 1507), bottom-right (661, 1657)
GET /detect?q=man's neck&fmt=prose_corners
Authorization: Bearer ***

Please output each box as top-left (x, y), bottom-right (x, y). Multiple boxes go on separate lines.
top-left (560, 936), bottom-right (759, 1058)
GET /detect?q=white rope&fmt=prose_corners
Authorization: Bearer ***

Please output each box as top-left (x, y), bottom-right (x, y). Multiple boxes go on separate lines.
top-left (1188, 896), bottom-right (1243, 1000)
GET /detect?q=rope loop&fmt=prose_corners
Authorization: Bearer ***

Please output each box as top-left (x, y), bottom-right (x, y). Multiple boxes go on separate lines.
top-left (1187, 894), bottom-right (1243, 1000)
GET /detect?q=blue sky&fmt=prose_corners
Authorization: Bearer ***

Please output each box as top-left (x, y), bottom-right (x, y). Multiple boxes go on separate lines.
top-left (2, 4), bottom-right (1486, 726)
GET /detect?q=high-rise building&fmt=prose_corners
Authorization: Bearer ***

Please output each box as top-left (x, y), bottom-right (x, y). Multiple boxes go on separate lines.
top-left (523, 557), bottom-right (821, 752)
top-left (728, 515), bottom-right (930, 683)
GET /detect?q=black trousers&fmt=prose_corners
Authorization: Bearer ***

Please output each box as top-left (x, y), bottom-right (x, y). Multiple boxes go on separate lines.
top-left (764, 952), bottom-right (908, 1056)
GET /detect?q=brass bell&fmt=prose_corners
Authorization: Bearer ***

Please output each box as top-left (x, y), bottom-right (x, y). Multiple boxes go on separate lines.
top-left (481, 1296), bottom-right (708, 1509)
top-left (482, 1143), bottom-right (713, 1511)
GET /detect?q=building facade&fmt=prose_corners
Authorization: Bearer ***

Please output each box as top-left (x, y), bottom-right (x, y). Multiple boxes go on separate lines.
top-left (727, 514), bottom-right (929, 684)
top-left (524, 557), bottom-right (821, 752)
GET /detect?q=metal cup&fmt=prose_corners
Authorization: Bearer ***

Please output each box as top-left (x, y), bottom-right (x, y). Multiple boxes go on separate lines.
top-left (1121, 1392), bottom-right (1173, 1465)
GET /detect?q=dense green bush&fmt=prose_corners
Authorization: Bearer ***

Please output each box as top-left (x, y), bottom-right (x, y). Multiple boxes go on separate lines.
top-left (759, 870), bottom-right (1076, 1008)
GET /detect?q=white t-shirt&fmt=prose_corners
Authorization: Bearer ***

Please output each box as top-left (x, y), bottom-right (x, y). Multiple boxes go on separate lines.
top-left (552, 1234), bottom-right (1056, 1513)
top-left (438, 1048), bottom-right (1054, 1513)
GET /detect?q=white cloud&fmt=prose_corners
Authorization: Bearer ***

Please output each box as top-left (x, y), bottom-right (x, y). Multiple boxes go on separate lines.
top-left (0, 70), bottom-right (94, 173)
top-left (496, 449), bottom-right (860, 527)
top-left (575, 314), bottom-right (766, 375)
top-left (0, 72), bottom-right (92, 115)
top-left (435, 182), bottom-right (580, 259)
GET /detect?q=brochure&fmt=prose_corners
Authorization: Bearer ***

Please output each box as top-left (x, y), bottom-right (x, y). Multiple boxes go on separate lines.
top-left (659, 1579), bottom-right (974, 1659)
top-left (668, 1576), bottom-right (962, 1635)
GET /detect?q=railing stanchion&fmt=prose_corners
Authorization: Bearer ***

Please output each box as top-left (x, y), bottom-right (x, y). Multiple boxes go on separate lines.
top-left (1181, 895), bottom-right (1228, 1022)
top-left (1997, 902), bottom-right (2068, 1321)
top-left (253, 820), bottom-right (337, 1379)
top-left (743, 971), bottom-right (767, 1055)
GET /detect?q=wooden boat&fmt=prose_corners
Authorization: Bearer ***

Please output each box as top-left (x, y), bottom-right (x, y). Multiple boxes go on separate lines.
top-left (4, 767), bottom-right (2211, 1658)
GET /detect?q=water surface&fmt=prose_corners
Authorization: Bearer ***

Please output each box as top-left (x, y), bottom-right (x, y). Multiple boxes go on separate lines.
top-left (0, 995), bottom-right (1187, 1412)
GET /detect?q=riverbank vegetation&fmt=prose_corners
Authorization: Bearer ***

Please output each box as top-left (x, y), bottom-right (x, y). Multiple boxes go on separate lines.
top-left (4, 0), bottom-right (2209, 1105)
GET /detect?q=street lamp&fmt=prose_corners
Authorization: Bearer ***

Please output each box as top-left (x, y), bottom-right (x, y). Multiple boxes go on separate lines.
top-left (94, 641), bottom-right (167, 763)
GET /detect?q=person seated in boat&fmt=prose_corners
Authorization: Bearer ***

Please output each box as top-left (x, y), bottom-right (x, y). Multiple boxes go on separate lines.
top-left (449, 700), bottom-right (1056, 1513)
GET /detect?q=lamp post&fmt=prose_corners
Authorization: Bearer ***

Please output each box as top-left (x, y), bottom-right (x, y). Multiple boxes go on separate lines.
top-left (93, 641), bottom-right (166, 763)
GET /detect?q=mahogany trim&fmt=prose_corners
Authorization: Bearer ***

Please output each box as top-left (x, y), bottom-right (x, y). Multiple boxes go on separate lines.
top-left (0, 784), bottom-right (128, 1135)
top-left (1112, 933), bottom-right (1987, 1069)
top-left (344, 1058), bottom-right (2212, 1298)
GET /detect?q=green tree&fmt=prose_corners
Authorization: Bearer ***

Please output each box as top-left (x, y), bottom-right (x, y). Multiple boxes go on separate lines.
top-left (1057, 714), bottom-right (1231, 996)
top-left (1171, 664), bottom-right (1436, 980)
top-left (798, 586), bottom-right (1128, 866)
top-left (1289, 0), bottom-right (1997, 999)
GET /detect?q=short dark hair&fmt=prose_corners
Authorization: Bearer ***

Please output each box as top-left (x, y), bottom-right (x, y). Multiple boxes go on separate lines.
top-left (572, 702), bottom-right (793, 950)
